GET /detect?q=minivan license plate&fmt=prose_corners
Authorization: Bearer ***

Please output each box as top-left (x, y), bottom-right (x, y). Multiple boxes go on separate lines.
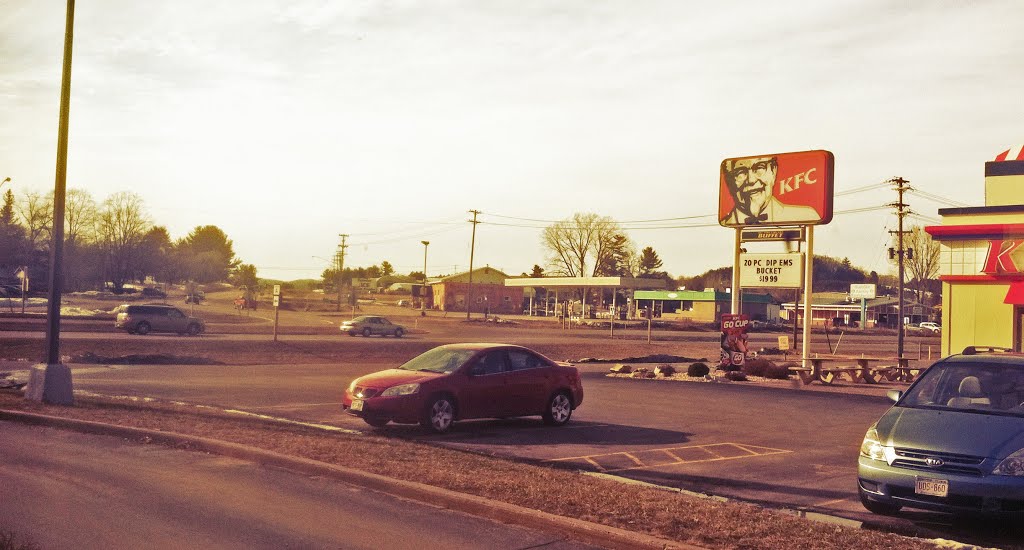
top-left (915, 477), bottom-right (948, 497)
top-left (351, 399), bottom-right (364, 412)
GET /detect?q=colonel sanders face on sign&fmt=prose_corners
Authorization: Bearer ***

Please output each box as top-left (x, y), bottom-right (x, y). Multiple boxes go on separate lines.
top-left (723, 156), bottom-right (778, 222)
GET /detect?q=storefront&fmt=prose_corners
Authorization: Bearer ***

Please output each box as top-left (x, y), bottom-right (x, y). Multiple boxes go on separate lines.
top-left (926, 147), bottom-right (1024, 355)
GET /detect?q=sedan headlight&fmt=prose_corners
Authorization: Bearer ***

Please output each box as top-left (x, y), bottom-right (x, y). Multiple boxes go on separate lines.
top-left (380, 383), bottom-right (420, 397)
top-left (860, 427), bottom-right (886, 462)
top-left (994, 449), bottom-right (1024, 476)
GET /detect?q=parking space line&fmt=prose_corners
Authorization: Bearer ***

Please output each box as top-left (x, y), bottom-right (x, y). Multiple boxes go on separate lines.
top-left (547, 442), bottom-right (792, 473)
top-left (810, 497), bottom-right (852, 508)
top-left (622, 452), bottom-right (645, 467)
top-left (661, 449), bottom-right (683, 462)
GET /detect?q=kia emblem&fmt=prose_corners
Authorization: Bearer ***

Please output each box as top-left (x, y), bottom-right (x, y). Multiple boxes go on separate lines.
top-left (925, 457), bottom-right (944, 467)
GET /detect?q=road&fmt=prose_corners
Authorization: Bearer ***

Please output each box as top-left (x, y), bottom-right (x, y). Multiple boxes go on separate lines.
top-left (0, 422), bottom-right (604, 550)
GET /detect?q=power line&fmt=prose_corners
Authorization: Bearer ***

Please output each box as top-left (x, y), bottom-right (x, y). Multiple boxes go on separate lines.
top-left (348, 223), bottom-right (465, 247)
top-left (906, 188), bottom-right (971, 208)
top-left (834, 182), bottom-right (890, 197)
top-left (484, 212), bottom-right (716, 224)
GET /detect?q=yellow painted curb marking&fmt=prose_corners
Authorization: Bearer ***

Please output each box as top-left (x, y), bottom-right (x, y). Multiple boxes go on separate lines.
top-left (547, 442), bottom-right (792, 473)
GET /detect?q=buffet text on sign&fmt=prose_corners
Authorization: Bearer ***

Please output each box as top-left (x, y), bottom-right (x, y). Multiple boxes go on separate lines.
top-left (740, 253), bottom-right (805, 288)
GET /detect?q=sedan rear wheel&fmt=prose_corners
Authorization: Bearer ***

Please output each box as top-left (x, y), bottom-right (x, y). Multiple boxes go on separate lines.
top-left (422, 396), bottom-right (455, 433)
top-left (186, 323), bottom-right (201, 336)
top-left (394, 327), bottom-right (404, 338)
top-left (543, 392), bottom-right (573, 426)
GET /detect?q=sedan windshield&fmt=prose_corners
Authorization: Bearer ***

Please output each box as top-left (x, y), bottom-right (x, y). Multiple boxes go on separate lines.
top-left (398, 347), bottom-right (477, 374)
top-left (900, 362), bottom-right (1024, 417)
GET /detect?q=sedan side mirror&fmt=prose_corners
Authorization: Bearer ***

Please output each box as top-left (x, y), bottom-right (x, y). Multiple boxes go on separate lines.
top-left (886, 389), bottom-right (903, 403)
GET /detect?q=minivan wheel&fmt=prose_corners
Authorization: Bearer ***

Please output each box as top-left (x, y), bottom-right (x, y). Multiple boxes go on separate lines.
top-left (543, 392), bottom-right (573, 426)
top-left (422, 396), bottom-right (455, 433)
top-left (135, 322), bottom-right (151, 335)
top-left (859, 491), bottom-right (901, 515)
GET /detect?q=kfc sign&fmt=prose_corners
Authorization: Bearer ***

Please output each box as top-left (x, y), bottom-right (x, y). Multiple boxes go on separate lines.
top-left (719, 150), bottom-right (835, 228)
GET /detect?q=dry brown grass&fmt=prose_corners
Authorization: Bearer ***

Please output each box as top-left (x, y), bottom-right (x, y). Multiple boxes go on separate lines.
top-left (0, 392), bottom-right (939, 550)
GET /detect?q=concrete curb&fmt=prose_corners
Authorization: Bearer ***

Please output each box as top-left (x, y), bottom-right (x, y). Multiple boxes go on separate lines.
top-left (0, 409), bottom-right (701, 550)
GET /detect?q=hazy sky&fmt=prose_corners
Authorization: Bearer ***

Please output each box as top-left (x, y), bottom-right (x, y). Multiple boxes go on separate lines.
top-left (2, 1), bottom-right (1023, 282)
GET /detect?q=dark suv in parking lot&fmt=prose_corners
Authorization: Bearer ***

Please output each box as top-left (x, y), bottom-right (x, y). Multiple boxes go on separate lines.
top-left (115, 304), bottom-right (205, 336)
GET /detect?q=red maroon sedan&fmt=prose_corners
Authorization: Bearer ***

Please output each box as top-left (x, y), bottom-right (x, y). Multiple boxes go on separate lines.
top-left (343, 343), bottom-right (584, 433)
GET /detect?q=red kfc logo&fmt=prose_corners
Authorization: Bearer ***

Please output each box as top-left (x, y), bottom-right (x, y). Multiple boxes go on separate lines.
top-left (981, 240), bottom-right (1023, 275)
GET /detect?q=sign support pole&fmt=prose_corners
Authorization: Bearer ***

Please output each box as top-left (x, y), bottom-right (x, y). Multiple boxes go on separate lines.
top-left (731, 228), bottom-right (741, 314)
top-left (801, 226), bottom-right (814, 368)
top-left (860, 298), bottom-right (867, 330)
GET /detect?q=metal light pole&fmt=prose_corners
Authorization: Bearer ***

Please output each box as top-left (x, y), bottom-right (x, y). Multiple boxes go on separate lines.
top-left (1, 177), bottom-right (10, 189)
top-left (28, 0), bottom-right (76, 405)
top-left (421, 240), bottom-right (429, 315)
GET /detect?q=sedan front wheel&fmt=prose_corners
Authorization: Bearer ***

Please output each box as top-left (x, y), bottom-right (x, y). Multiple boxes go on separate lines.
top-left (422, 396), bottom-right (455, 434)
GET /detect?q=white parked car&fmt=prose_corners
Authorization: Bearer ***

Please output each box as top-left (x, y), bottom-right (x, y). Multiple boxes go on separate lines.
top-left (918, 322), bottom-right (940, 333)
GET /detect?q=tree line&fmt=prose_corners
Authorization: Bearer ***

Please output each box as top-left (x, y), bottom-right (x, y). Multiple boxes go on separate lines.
top-left (0, 188), bottom-right (254, 293)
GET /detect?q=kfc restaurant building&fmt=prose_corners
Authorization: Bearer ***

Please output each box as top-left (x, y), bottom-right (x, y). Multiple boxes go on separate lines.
top-left (926, 147), bottom-right (1024, 355)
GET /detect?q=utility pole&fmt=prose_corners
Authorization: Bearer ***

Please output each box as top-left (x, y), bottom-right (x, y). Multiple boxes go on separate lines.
top-left (887, 177), bottom-right (912, 359)
top-left (336, 234), bottom-right (348, 313)
top-left (466, 210), bottom-right (480, 320)
top-left (421, 240), bottom-right (429, 315)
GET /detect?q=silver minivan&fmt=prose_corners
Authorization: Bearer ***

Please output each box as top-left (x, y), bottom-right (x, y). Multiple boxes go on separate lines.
top-left (115, 304), bottom-right (205, 336)
top-left (858, 347), bottom-right (1024, 516)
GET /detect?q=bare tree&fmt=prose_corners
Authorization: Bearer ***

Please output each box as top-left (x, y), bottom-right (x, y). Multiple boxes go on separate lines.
top-left (542, 213), bottom-right (630, 277)
top-left (65, 188), bottom-right (99, 246)
top-left (16, 190), bottom-right (53, 251)
top-left (98, 191), bottom-right (152, 290)
top-left (901, 225), bottom-right (941, 305)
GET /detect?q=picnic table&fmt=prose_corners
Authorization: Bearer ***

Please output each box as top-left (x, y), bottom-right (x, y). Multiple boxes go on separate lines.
top-left (790, 356), bottom-right (919, 386)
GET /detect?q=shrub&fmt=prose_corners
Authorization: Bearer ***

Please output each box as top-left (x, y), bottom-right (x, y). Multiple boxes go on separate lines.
top-left (687, 362), bottom-right (709, 377)
top-left (654, 364), bottom-right (676, 377)
top-left (761, 364), bottom-right (791, 379)
top-left (741, 358), bottom-right (775, 377)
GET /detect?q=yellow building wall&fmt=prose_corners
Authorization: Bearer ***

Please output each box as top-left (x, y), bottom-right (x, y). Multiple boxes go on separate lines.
top-left (986, 173), bottom-right (1024, 207)
top-left (944, 282), bottom-right (1014, 356)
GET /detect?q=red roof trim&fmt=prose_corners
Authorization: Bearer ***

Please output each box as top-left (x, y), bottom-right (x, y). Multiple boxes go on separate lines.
top-left (926, 224), bottom-right (1024, 239)
top-left (940, 274), bottom-right (1024, 282)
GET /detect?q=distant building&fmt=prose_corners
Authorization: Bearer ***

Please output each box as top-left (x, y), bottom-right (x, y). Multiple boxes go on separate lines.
top-left (634, 289), bottom-right (779, 323)
top-left (780, 292), bottom-right (937, 328)
top-left (431, 267), bottom-right (523, 313)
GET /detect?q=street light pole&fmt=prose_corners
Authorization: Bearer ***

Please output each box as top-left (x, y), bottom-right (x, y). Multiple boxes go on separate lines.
top-left (421, 240), bottom-right (429, 315)
top-left (30, 0), bottom-right (76, 405)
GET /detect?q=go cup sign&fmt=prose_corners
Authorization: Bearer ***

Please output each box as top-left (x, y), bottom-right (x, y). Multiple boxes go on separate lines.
top-left (720, 314), bottom-right (751, 368)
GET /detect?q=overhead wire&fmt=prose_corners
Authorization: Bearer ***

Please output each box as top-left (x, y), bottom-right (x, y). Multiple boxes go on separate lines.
top-left (906, 188), bottom-right (971, 208)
